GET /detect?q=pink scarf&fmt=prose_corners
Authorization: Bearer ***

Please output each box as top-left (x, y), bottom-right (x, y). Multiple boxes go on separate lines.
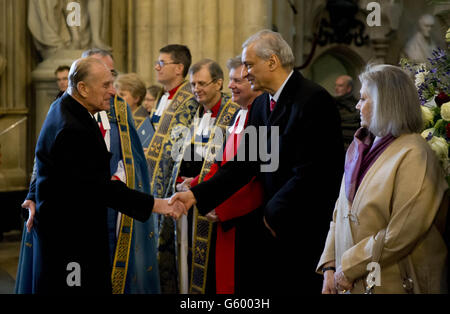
top-left (345, 128), bottom-right (396, 202)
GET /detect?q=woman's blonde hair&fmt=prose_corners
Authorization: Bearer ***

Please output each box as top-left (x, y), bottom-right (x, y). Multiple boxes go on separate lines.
top-left (359, 64), bottom-right (423, 137)
top-left (114, 73), bottom-right (147, 106)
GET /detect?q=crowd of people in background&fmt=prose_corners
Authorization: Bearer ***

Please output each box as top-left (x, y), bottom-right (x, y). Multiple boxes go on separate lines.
top-left (15, 29), bottom-right (449, 295)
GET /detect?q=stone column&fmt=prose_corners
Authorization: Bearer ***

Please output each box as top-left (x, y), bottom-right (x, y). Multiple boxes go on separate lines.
top-left (218, 0), bottom-right (235, 67)
top-left (168, 0), bottom-right (183, 44)
top-left (110, 0), bottom-right (128, 72)
top-left (201, 0), bottom-right (219, 59)
top-left (31, 50), bottom-right (83, 140)
top-left (239, 0), bottom-right (271, 47)
top-left (366, 3), bottom-right (391, 64)
top-left (128, 0), bottom-right (271, 86)
top-left (294, 0), bottom-right (305, 66)
top-left (150, 0), bottom-right (168, 83)
top-left (0, 0), bottom-right (34, 190)
top-left (134, 0), bottom-right (153, 85)
top-left (182, 0), bottom-right (200, 64)
top-left (371, 38), bottom-right (390, 64)
top-left (273, 0), bottom-right (295, 48)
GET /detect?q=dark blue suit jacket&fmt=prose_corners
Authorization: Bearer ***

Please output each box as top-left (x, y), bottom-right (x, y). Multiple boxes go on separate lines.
top-left (32, 93), bottom-right (153, 294)
top-left (191, 70), bottom-right (344, 292)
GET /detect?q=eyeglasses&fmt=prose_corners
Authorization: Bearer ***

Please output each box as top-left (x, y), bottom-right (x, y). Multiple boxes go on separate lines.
top-left (154, 60), bottom-right (179, 68)
top-left (190, 80), bottom-right (216, 90)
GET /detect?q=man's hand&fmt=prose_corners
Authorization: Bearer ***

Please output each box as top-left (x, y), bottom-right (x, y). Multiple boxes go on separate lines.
top-left (334, 265), bottom-right (353, 293)
top-left (168, 190), bottom-right (197, 212)
top-left (21, 200), bottom-right (36, 233)
top-left (153, 198), bottom-right (186, 220)
top-left (205, 209), bottom-right (219, 222)
top-left (263, 216), bottom-right (277, 238)
top-left (176, 177), bottom-right (194, 192)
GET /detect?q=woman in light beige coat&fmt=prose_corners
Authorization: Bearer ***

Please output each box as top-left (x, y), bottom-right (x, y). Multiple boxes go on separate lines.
top-left (317, 64), bottom-right (448, 294)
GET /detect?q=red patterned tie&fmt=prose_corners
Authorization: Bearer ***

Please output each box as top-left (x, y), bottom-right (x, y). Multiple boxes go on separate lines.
top-left (270, 99), bottom-right (277, 112)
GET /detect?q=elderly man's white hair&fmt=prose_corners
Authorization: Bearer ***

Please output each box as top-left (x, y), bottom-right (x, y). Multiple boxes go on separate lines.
top-left (68, 57), bottom-right (109, 91)
top-left (242, 29), bottom-right (295, 70)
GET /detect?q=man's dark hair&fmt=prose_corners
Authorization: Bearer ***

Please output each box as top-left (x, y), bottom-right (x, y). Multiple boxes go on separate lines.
top-left (159, 44), bottom-right (192, 78)
top-left (54, 65), bottom-right (70, 76)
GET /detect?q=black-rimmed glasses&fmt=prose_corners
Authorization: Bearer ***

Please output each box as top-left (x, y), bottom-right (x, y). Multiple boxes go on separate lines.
top-left (154, 60), bottom-right (179, 68)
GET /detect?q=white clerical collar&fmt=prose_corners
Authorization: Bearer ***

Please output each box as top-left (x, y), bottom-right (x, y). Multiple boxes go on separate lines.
top-left (196, 110), bottom-right (216, 137)
top-left (154, 92), bottom-right (171, 117)
top-left (93, 111), bottom-right (111, 151)
top-left (93, 111), bottom-right (111, 130)
top-left (228, 109), bottom-right (248, 134)
top-left (270, 70), bottom-right (294, 103)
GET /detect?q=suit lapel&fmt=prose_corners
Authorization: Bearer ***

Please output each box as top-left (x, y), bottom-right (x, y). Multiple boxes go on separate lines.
top-left (268, 99), bottom-right (287, 126)
top-left (268, 71), bottom-right (301, 126)
top-left (262, 94), bottom-right (271, 124)
top-left (91, 116), bottom-right (108, 150)
top-left (81, 107), bottom-right (109, 155)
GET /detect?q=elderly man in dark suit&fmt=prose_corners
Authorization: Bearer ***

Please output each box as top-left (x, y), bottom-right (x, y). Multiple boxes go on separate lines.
top-left (170, 30), bottom-right (344, 293)
top-left (31, 57), bottom-right (185, 294)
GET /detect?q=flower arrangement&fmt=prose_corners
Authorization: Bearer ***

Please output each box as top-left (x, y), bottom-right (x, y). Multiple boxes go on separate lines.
top-left (401, 27), bottom-right (450, 186)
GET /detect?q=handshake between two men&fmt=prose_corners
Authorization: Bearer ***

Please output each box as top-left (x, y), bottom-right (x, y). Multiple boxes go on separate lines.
top-left (153, 177), bottom-right (197, 220)
top-left (153, 177), bottom-right (201, 221)
top-left (152, 197), bottom-right (189, 220)
top-left (21, 177), bottom-right (204, 233)
top-left (168, 177), bottom-right (277, 237)
top-left (21, 194), bottom-right (192, 232)
top-left (166, 177), bottom-right (218, 223)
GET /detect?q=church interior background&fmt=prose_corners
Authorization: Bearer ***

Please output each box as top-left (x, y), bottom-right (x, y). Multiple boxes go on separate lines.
top-left (0, 0), bottom-right (449, 293)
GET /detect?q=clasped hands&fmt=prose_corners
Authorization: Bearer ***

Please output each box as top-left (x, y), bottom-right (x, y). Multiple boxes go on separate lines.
top-left (174, 177), bottom-right (216, 222)
top-left (173, 177), bottom-right (218, 222)
top-left (152, 198), bottom-right (188, 220)
top-left (173, 177), bottom-right (278, 230)
top-left (321, 263), bottom-right (354, 294)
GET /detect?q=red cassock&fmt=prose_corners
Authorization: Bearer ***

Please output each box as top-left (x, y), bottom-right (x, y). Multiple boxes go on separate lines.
top-left (190, 104), bottom-right (263, 293)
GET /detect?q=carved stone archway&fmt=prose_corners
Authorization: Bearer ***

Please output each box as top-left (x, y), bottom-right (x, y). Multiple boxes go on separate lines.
top-left (308, 45), bottom-right (366, 97)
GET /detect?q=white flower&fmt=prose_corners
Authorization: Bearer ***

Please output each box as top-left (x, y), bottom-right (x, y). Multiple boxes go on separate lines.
top-left (421, 106), bottom-right (434, 127)
top-left (429, 136), bottom-right (449, 165)
top-left (441, 102), bottom-right (450, 121)
top-left (415, 71), bottom-right (428, 88)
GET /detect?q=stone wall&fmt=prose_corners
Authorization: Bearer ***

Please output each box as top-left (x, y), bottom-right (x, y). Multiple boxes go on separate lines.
top-left (111, 0), bottom-right (271, 87)
top-left (0, 0), bottom-right (34, 191)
